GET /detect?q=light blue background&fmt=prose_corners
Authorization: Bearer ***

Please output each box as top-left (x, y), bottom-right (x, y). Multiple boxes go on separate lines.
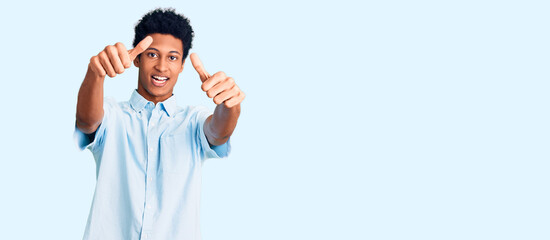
top-left (0, 0), bottom-right (548, 239)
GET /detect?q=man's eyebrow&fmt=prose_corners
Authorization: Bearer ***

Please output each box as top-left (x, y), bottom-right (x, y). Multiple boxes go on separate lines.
top-left (145, 48), bottom-right (181, 55)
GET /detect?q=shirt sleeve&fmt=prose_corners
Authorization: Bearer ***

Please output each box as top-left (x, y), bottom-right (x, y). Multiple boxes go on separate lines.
top-left (73, 97), bottom-right (116, 153)
top-left (195, 106), bottom-right (231, 160)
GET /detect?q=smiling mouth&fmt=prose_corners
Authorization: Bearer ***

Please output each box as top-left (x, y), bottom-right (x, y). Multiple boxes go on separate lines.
top-left (151, 75), bottom-right (169, 87)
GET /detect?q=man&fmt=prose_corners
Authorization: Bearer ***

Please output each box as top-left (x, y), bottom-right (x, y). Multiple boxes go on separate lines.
top-left (74, 8), bottom-right (244, 240)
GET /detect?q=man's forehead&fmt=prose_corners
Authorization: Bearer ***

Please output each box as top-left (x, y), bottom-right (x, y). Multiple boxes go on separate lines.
top-left (147, 33), bottom-right (183, 53)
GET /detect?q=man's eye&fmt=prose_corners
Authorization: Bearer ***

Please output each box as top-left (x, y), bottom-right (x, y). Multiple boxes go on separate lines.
top-left (147, 53), bottom-right (157, 58)
top-left (169, 56), bottom-right (178, 61)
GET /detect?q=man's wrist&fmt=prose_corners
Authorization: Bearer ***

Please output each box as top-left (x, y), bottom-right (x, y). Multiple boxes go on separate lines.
top-left (85, 66), bottom-right (106, 83)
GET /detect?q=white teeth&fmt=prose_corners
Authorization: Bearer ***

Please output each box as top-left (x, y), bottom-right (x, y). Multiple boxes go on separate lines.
top-left (153, 76), bottom-right (168, 80)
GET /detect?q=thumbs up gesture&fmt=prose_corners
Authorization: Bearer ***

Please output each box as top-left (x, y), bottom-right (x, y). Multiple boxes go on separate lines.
top-left (190, 53), bottom-right (245, 108)
top-left (89, 36), bottom-right (153, 78)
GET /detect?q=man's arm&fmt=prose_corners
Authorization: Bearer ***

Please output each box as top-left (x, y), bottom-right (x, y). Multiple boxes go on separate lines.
top-left (76, 37), bottom-right (153, 134)
top-left (190, 53), bottom-right (245, 146)
top-left (76, 68), bottom-right (105, 134)
top-left (204, 103), bottom-right (241, 146)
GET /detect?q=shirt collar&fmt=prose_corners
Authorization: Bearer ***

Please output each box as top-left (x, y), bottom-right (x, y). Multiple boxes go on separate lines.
top-left (160, 94), bottom-right (177, 117)
top-left (129, 90), bottom-right (177, 117)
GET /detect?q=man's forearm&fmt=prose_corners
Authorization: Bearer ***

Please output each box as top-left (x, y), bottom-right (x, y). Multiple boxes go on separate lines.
top-left (204, 103), bottom-right (241, 146)
top-left (76, 67), bottom-right (105, 134)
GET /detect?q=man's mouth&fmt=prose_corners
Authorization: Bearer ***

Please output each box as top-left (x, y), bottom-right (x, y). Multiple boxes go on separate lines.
top-left (151, 75), bottom-right (169, 87)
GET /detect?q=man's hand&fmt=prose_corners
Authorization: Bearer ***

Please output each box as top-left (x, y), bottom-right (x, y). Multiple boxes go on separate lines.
top-left (190, 53), bottom-right (245, 108)
top-left (88, 36), bottom-right (153, 78)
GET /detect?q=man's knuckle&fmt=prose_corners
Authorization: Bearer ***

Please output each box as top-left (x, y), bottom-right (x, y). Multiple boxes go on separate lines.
top-left (234, 88), bottom-right (242, 96)
top-left (216, 71), bottom-right (226, 78)
top-left (98, 51), bottom-right (107, 59)
top-left (207, 91), bottom-right (215, 98)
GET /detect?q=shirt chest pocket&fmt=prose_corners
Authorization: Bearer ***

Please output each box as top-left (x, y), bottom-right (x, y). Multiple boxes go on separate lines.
top-left (159, 134), bottom-right (197, 174)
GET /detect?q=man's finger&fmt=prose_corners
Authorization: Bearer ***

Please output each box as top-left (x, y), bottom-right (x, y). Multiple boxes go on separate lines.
top-left (89, 56), bottom-right (106, 77)
top-left (190, 53), bottom-right (210, 82)
top-left (115, 42), bottom-right (131, 68)
top-left (224, 91), bottom-right (245, 108)
top-left (99, 51), bottom-right (116, 78)
top-left (105, 46), bottom-right (125, 74)
top-left (201, 71), bottom-right (226, 92)
top-left (128, 36), bottom-right (153, 61)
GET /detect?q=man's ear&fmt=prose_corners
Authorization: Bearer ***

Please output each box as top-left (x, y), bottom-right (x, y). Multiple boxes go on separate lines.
top-left (133, 55), bottom-right (140, 67)
top-left (179, 59), bottom-right (185, 73)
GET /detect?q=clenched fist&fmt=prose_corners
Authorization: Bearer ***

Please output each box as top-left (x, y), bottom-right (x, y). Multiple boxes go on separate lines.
top-left (88, 36), bottom-right (153, 78)
top-left (190, 53), bottom-right (245, 108)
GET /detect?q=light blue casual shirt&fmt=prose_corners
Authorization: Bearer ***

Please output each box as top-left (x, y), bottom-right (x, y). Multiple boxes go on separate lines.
top-left (74, 90), bottom-right (230, 240)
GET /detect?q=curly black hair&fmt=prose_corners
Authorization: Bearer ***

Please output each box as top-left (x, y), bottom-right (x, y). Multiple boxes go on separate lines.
top-left (133, 8), bottom-right (194, 61)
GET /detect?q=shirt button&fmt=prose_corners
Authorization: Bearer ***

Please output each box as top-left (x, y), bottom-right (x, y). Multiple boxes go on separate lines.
top-left (149, 147), bottom-right (153, 152)
top-left (150, 123), bottom-right (155, 127)
top-left (149, 177), bottom-right (153, 181)
top-left (147, 205), bottom-right (152, 209)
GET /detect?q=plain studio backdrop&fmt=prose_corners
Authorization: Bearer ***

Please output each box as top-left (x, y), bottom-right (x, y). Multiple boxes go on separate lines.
top-left (0, 0), bottom-right (548, 239)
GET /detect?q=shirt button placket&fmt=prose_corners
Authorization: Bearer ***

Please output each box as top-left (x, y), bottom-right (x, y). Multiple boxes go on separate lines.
top-left (142, 233), bottom-right (150, 240)
top-left (143, 109), bottom-right (159, 237)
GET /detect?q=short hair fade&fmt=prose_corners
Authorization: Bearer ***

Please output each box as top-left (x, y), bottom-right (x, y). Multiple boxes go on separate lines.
top-left (133, 8), bottom-right (194, 60)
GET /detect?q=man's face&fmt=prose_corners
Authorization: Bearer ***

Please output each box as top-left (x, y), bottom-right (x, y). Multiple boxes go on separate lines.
top-left (134, 33), bottom-right (185, 103)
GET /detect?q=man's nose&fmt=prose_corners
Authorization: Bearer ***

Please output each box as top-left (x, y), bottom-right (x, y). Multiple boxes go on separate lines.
top-left (155, 58), bottom-right (168, 72)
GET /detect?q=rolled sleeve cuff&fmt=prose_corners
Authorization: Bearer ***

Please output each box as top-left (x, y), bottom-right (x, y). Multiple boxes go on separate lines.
top-left (198, 113), bottom-right (231, 159)
top-left (73, 124), bottom-right (93, 151)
